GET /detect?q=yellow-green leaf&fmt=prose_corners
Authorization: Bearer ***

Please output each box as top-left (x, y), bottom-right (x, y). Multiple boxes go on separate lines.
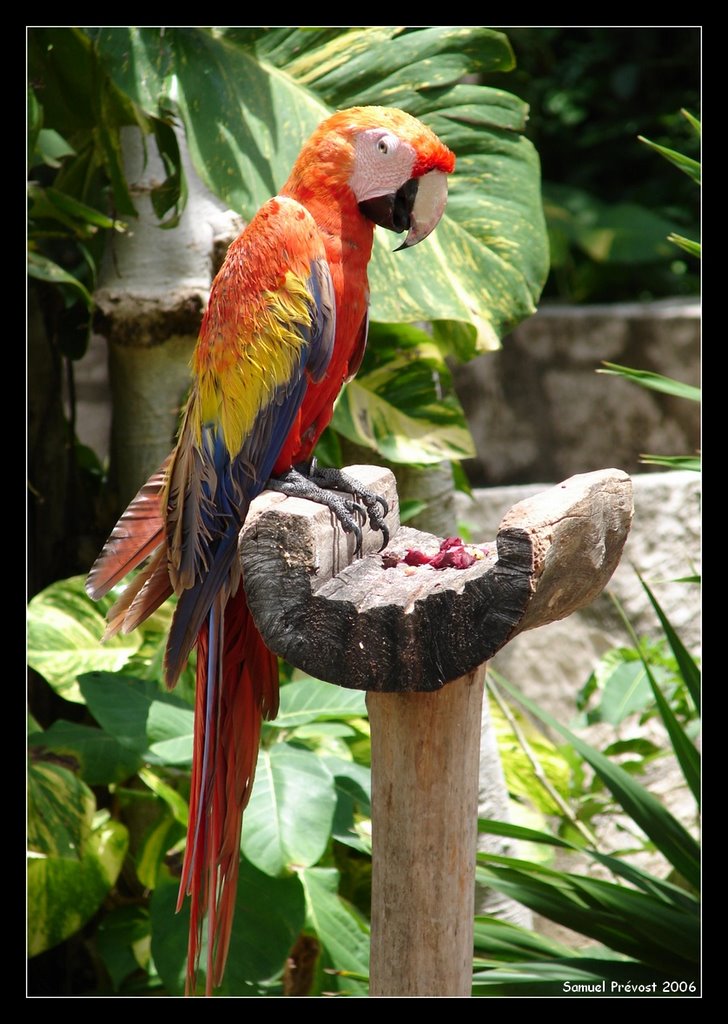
top-left (28, 577), bottom-right (141, 703)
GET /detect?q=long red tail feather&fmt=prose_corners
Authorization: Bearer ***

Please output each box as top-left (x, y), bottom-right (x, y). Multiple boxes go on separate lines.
top-left (178, 582), bottom-right (278, 995)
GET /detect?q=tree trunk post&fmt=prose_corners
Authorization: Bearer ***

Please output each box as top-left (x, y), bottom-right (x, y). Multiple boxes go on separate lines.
top-left (368, 667), bottom-right (485, 997)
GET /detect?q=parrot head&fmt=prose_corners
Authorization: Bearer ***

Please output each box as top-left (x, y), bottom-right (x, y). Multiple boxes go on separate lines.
top-left (284, 106), bottom-right (456, 249)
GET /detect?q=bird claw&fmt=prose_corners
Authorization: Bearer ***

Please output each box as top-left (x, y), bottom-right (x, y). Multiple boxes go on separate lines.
top-left (307, 463), bottom-right (390, 551)
top-left (267, 464), bottom-right (390, 553)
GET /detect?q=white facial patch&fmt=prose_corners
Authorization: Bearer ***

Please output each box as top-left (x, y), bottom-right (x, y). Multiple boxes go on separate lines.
top-left (349, 128), bottom-right (417, 204)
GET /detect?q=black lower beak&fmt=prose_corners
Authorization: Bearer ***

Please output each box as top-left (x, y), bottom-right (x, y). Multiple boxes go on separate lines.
top-left (359, 178), bottom-right (419, 236)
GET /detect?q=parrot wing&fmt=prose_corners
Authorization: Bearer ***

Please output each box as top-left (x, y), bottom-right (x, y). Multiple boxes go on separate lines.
top-left (86, 196), bottom-right (335, 678)
top-left (163, 197), bottom-right (336, 687)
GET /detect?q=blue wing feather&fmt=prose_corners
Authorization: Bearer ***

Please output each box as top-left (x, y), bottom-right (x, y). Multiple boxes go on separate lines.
top-left (164, 243), bottom-right (335, 686)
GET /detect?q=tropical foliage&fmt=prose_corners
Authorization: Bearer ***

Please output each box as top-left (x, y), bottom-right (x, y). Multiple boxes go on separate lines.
top-left (480, 27), bottom-right (700, 303)
top-left (28, 570), bottom-right (700, 994)
top-left (28, 576), bottom-right (374, 994)
top-left (472, 578), bottom-right (700, 995)
top-left (597, 110), bottom-right (701, 472)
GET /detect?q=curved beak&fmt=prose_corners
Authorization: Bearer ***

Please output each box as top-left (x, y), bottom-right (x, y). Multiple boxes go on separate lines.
top-left (358, 169), bottom-right (449, 251)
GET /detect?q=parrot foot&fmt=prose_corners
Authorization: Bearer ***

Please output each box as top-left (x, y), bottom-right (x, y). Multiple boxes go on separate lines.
top-left (267, 467), bottom-right (368, 552)
top-left (267, 463), bottom-right (389, 553)
top-left (307, 463), bottom-right (389, 550)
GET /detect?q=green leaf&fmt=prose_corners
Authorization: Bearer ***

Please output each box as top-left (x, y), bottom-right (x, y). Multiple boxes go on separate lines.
top-left (29, 28), bottom-right (142, 219)
top-left (638, 135), bottom-right (701, 184)
top-left (146, 733), bottom-right (194, 765)
top-left (32, 184), bottom-right (124, 231)
top-left (242, 743), bottom-right (337, 876)
top-left (300, 866), bottom-right (369, 995)
top-left (478, 818), bottom-right (572, 850)
top-left (35, 128), bottom-right (76, 167)
top-left (325, 755), bottom-right (372, 853)
top-left (139, 766), bottom-right (189, 827)
top-left (473, 915), bottom-right (580, 962)
top-left (399, 499), bottom-right (427, 523)
top-left (28, 85), bottom-right (43, 164)
top-left (599, 362), bottom-right (701, 402)
top-left (331, 320), bottom-right (475, 463)
top-left (323, 757), bottom-right (371, 807)
top-left (611, 595), bottom-right (700, 807)
top-left (476, 857), bottom-right (698, 975)
top-left (472, 957), bottom-right (691, 995)
top-left (98, 26), bottom-right (548, 349)
top-left (488, 693), bottom-right (572, 815)
top-left (681, 109), bottom-right (701, 136)
top-left (451, 457), bottom-right (474, 497)
top-left (27, 250), bottom-right (93, 309)
top-left (221, 861), bottom-right (306, 996)
top-left (478, 818), bottom-right (697, 911)
top-left (270, 677), bottom-right (368, 729)
top-left (78, 672), bottom-right (193, 764)
top-left (647, 678), bottom-right (700, 806)
top-left (637, 574), bottom-right (701, 712)
top-left (668, 233), bottom-right (701, 258)
top-left (28, 720), bottom-right (141, 786)
top-left (149, 116), bottom-right (187, 227)
top-left (590, 659), bottom-right (654, 725)
top-left (290, 722), bottom-right (356, 740)
top-left (544, 183), bottom-right (677, 265)
top-left (333, 358), bottom-right (475, 464)
top-left (135, 812), bottom-right (181, 890)
top-left (432, 318), bottom-right (482, 362)
top-left (312, 426), bottom-right (343, 468)
top-left (494, 679), bottom-right (700, 890)
top-left (96, 906), bottom-right (152, 992)
top-left (28, 817), bottom-right (128, 956)
top-left (28, 758), bottom-right (95, 858)
top-left (151, 859), bottom-right (306, 995)
top-left (603, 737), bottom-right (661, 758)
top-left (265, 26), bottom-right (516, 110)
top-left (27, 577), bottom-right (141, 703)
top-left (639, 454), bottom-right (701, 471)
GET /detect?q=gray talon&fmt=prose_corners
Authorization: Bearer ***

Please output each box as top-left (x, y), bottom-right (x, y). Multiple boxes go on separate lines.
top-left (306, 465), bottom-right (390, 549)
top-left (267, 468), bottom-right (370, 552)
top-left (267, 464), bottom-right (389, 553)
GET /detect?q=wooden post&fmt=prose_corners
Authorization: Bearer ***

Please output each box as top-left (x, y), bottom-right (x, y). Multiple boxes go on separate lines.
top-left (368, 668), bottom-right (484, 997)
top-left (240, 466), bottom-right (633, 997)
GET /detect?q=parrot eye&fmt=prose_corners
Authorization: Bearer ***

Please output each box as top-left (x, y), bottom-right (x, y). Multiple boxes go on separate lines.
top-left (375, 133), bottom-right (398, 157)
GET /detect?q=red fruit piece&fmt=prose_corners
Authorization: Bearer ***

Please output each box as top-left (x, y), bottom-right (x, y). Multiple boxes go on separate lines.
top-left (430, 546), bottom-right (477, 569)
top-left (403, 548), bottom-right (435, 566)
top-left (438, 536), bottom-right (464, 551)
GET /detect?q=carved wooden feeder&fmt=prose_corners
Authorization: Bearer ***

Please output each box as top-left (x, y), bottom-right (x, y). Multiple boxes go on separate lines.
top-left (240, 465), bottom-right (633, 997)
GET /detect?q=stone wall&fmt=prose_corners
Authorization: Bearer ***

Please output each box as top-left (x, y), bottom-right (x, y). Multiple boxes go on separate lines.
top-left (452, 299), bottom-right (700, 487)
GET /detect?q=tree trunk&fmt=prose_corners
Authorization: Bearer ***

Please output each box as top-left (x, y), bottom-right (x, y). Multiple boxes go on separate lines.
top-left (368, 669), bottom-right (484, 996)
top-left (94, 126), bottom-right (243, 510)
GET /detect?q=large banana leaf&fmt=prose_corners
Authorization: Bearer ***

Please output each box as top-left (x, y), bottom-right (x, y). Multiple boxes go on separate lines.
top-left (94, 26), bottom-right (548, 352)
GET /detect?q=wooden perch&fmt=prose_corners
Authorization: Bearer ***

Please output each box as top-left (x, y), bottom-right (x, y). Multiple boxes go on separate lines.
top-left (240, 465), bottom-right (633, 998)
top-left (240, 466), bottom-right (633, 693)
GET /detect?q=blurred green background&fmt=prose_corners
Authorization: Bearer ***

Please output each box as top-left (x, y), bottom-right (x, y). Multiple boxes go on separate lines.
top-left (484, 26), bottom-right (700, 302)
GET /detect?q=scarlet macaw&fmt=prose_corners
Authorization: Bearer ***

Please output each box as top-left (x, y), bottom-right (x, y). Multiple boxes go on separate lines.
top-left (87, 106), bottom-right (455, 994)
